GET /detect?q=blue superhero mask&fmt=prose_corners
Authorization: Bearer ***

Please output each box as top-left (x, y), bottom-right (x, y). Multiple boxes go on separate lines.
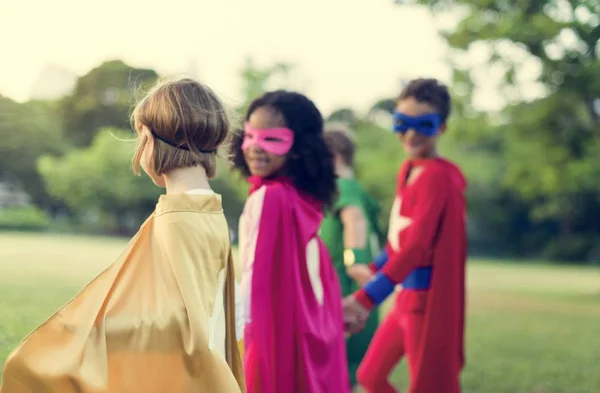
top-left (392, 112), bottom-right (442, 137)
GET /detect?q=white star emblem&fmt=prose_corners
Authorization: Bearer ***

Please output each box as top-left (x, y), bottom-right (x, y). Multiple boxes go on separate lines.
top-left (387, 197), bottom-right (413, 251)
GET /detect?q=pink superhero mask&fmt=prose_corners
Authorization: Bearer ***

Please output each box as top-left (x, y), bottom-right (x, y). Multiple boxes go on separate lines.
top-left (242, 122), bottom-right (295, 156)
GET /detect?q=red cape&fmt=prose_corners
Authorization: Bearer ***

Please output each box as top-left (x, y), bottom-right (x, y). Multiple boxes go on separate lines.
top-left (410, 159), bottom-right (466, 393)
top-left (357, 158), bottom-right (467, 393)
top-left (242, 176), bottom-right (349, 393)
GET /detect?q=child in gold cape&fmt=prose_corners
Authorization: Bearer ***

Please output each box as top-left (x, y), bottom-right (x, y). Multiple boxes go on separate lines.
top-left (0, 78), bottom-right (245, 393)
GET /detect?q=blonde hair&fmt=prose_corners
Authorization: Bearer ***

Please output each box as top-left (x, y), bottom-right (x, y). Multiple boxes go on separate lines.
top-left (131, 77), bottom-right (231, 178)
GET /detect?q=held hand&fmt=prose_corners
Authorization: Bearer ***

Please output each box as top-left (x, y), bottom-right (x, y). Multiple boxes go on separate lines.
top-left (347, 264), bottom-right (374, 287)
top-left (342, 295), bottom-right (370, 335)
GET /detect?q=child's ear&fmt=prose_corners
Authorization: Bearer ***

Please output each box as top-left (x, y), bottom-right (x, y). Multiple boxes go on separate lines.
top-left (438, 123), bottom-right (447, 135)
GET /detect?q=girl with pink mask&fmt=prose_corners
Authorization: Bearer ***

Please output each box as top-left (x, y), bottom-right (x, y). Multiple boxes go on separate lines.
top-left (230, 90), bottom-right (350, 393)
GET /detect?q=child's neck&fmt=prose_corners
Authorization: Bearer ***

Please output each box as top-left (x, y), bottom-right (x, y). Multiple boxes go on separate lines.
top-left (336, 165), bottom-right (354, 179)
top-left (164, 166), bottom-right (212, 195)
top-left (412, 149), bottom-right (440, 161)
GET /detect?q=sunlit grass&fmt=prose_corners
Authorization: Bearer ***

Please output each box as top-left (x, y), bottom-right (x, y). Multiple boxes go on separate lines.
top-left (1, 232), bottom-right (599, 392)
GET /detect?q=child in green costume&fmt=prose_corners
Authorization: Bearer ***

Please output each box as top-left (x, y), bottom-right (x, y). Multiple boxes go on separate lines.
top-left (320, 125), bottom-right (383, 390)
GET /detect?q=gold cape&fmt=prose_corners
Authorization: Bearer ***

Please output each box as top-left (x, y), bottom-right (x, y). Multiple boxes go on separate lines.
top-left (0, 194), bottom-right (245, 393)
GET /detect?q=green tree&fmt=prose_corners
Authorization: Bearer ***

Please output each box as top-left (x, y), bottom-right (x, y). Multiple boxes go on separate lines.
top-left (397, 0), bottom-right (600, 261)
top-left (327, 108), bottom-right (359, 124)
top-left (38, 128), bottom-right (160, 235)
top-left (61, 60), bottom-right (159, 147)
top-left (343, 119), bottom-right (404, 229)
top-left (0, 96), bottom-right (66, 209)
top-left (368, 98), bottom-right (396, 116)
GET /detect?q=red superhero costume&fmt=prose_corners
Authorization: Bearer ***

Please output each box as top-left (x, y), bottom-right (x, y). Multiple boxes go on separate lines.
top-left (354, 157), bottom-right (467, 393)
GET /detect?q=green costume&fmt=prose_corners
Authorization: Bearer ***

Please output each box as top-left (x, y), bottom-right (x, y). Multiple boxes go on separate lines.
top-left (320, 177), bottom-right (383, 386)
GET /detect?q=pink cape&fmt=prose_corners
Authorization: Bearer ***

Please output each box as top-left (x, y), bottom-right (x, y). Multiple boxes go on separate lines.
top-left (243, 176), bottom-right (349, 393)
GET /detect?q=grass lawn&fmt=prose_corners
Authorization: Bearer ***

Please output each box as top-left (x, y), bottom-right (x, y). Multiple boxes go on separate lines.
top-left (1, 232), bottom-right (599, 392)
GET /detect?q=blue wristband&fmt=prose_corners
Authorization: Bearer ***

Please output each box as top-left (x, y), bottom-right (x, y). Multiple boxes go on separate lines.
top-left (373, 249), bottom-right (389, 270)
top-left (363, 272), bottom-right (396, 305)
top-left (402, 267), bottom-right (432, 290)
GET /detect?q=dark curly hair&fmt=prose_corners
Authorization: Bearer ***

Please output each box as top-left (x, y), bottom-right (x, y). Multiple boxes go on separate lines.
top-left (397, 78), bottom-right (452, 124)
top-left (229, 90), bottom-right (337, 210)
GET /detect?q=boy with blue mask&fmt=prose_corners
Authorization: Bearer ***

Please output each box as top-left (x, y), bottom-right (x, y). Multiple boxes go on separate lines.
top-left (344, 78), bottom-right (468, 393)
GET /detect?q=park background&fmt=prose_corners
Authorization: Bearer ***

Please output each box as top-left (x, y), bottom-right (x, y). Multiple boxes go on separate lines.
top-left (0, 0), bottom-right (599, 392)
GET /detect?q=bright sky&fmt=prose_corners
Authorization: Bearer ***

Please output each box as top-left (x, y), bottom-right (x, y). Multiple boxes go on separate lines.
top-left (0, 0), bottom-right (476, 115)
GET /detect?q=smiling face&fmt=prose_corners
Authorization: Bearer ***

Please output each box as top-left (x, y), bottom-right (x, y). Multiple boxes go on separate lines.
top-left (242, 106), bottom-right (290, 178)
top-left (395, 97), bottom-right (446, 159)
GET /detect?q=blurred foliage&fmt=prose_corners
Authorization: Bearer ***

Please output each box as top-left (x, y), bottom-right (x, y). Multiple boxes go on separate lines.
top-left (38, 128), bottom-right (160, 235)
top-left (0, 96), bottom-right (66, 210)
top-left (2, 5), bottom-right (600, 265)
top-left (61, 60), bottom-right (158, 147)
top-left (0, 206), bottom-right (51, 231)
top-left (391, 0), bottom-right (600, 261)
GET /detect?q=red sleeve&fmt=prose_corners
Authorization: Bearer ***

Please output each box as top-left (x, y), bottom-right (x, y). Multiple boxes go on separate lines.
top-left (355, 168), bottom-right (450, 310)
top-left (383, 167), bottom-right (449, 281)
